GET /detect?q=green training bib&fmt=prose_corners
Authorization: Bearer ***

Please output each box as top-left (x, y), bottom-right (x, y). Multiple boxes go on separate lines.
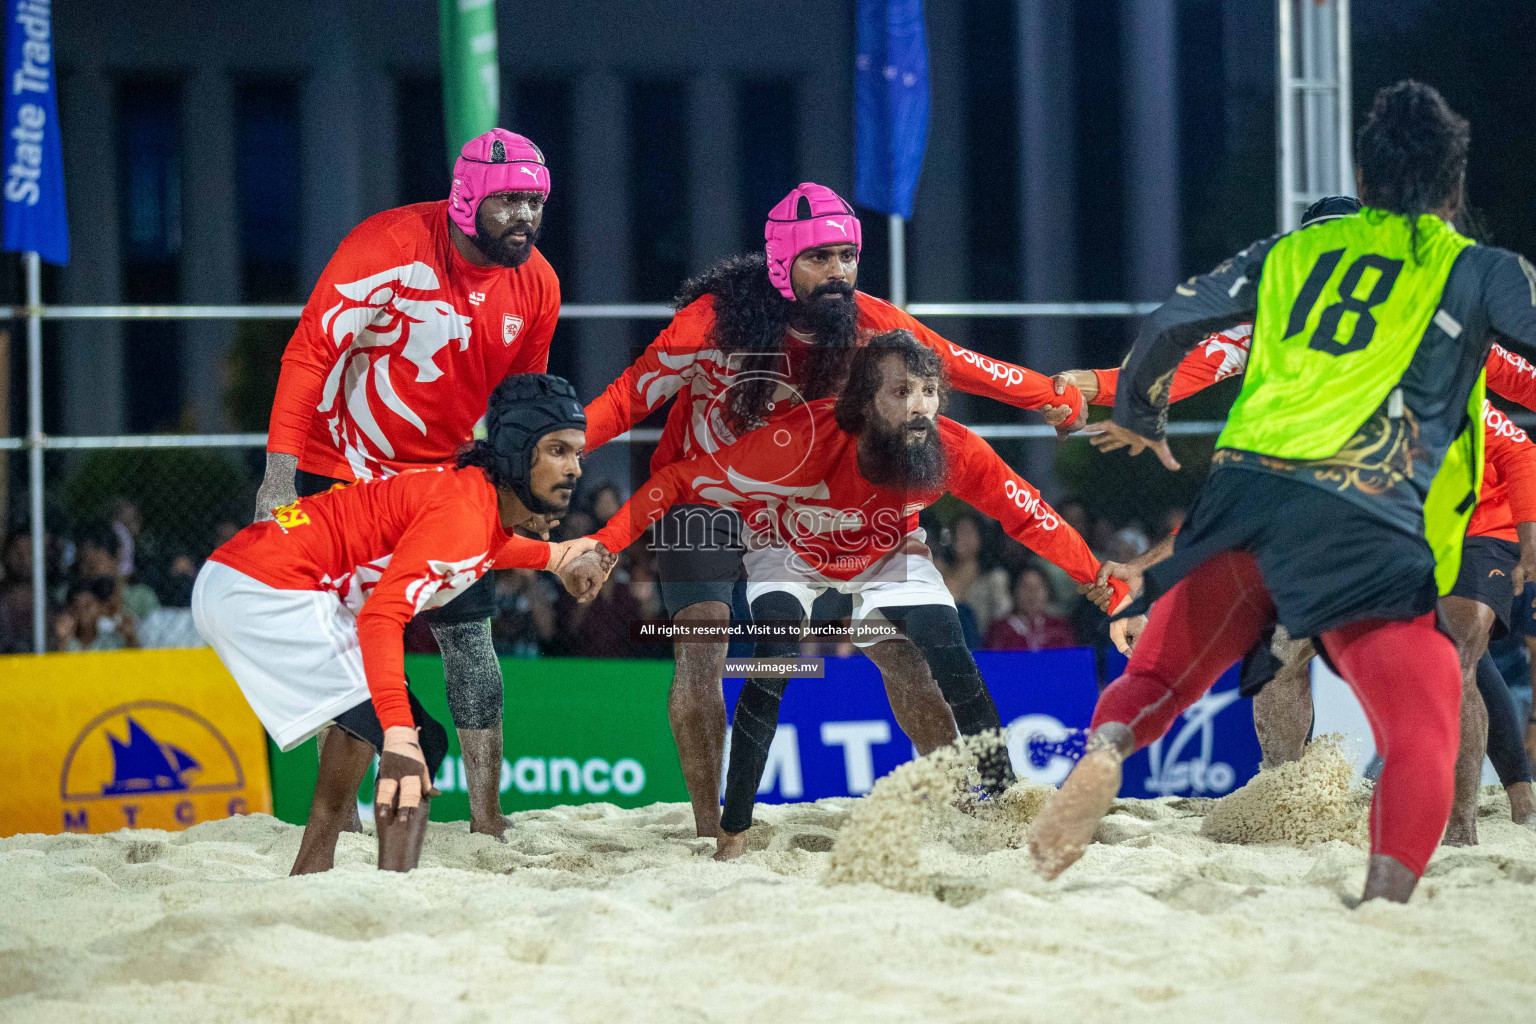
top-left (1220, 208), bottom-right (1473, 459)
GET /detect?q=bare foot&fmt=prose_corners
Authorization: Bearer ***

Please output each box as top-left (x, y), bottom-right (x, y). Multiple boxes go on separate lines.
top-left (1505, 782), bottom-right (1536, 828)
top-left (1029, 727), bottom-right (1130, 880)
top-left (713, 830), bottom-right (749, 862)
top-left (1441, 815), bottom-right (1478, 847)
top-left (1360, 853), bottom-right (1418, 904)
top-left (470, 814), bottom-right (512, 843)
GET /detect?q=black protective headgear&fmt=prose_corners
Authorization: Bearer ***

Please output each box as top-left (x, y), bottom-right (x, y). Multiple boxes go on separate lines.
top-left (1301, 195), bottom-right (1362, 226)
top-left (484, 373), bottom-right (586, 508)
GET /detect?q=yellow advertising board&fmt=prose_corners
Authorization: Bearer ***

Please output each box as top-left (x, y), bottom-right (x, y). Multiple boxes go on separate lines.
top-left (0, 648), bottom-right (271, 837)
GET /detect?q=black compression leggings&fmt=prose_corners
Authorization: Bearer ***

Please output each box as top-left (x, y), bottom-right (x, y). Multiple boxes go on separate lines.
top-left (1477, 651), bottom-right (1533, 788)
top-left (720, 596), bottom-right (1011, 834)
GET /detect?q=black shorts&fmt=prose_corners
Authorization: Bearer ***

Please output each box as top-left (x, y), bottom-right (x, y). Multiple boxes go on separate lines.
top-left (1449, 535), bottom-right (1520, 639)
top-left (296, 469), bottom-right (495, 623)
top-left (649, 504), bottom-right (746, 617)
top-left (1142, 467), bottom-right (1440, 639)
top-left (333, 687), bottom-right (450, 780)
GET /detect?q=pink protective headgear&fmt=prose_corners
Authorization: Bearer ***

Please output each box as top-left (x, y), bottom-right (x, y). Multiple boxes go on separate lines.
top-left (764, 183), bottom-right (862, 300)
top-left (448, 129), bottom-right (551, 237)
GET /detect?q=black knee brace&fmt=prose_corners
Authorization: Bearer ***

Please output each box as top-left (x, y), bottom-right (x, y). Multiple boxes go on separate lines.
top-left (430, 618), bottom-right (504, 731)
top-left (881, 603), bottom-right (1013, 793)
top-left (720, 592), bottom-right (803, 833)
top-left (333, 686), bottom-right (450, 781)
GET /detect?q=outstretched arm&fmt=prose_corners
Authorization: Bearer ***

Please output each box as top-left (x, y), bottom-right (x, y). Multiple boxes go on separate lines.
top-left (1109, 239), bottom-right (1274, 460)
top-left (945, 426), bottom-right (1128, 612)
top-left (583, 305), bottom-right (711, 453)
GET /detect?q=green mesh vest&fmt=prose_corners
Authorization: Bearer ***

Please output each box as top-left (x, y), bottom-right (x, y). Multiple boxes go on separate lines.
top-left (1219, 208), bottom-right (1480, 593)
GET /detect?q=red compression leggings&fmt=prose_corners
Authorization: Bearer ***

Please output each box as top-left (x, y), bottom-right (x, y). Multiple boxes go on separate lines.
top-left (1092, 550), bottom-right (1462, 876)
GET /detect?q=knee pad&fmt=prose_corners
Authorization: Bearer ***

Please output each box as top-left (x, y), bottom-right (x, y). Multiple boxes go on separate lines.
top-left (431, 618), bottom-right (504, 730)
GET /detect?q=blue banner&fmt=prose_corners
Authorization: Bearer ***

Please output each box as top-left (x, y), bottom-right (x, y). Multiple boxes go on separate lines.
top-left (725, 649), bottom-right (1260, 802)
top-left (2, 0), bottom-right (68, 264)
top-left (853, 0), bottom-right (929, 220)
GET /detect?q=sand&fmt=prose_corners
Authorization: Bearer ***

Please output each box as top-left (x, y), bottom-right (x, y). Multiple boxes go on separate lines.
top-left (3, 752), bottom-right (1535, 1023)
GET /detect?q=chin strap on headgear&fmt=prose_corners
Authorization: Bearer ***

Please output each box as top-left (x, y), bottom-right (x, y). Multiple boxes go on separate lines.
top-left (485, 374), bottom-right (586, 507)
top-left (448, 129), bottom-right (551, 238)
top-left (764, 182), bottom-right (862, 301)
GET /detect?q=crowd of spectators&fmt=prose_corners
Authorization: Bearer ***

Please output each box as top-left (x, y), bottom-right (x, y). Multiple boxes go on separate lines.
top-left (0, 482), bottom-right (1185, 662)
top-left (0, 498), bottom-right (225, 654)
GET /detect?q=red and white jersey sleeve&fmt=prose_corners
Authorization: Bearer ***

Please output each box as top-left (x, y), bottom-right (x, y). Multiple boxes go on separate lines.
top-left (1485, 341), bottom-right (1536, 411)
top-left (1092, 323), bottom-right (1254, 407)
top-left (858, 295), bottom-right (1084, 422)
top-left (583, 297), bottom-right (722, 454)
top-left (943, 423), bottom-right (1127, 605)
top-left (1471, 401), bottom-right (1536, 541)
top-left (268, 201), bottom-right (560, 482)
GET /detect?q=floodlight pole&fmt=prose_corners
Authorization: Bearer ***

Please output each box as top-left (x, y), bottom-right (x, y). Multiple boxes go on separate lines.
top-left (26, 250), bottom-right (44, 653)
top-left (1277, 0), bottom-right (1353, 232)
top-left (889, 213), bottom-right (907, 308)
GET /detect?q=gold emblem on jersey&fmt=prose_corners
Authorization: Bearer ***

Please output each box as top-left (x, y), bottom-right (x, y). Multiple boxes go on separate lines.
top-left (271, 500), bottom-right (311, 532)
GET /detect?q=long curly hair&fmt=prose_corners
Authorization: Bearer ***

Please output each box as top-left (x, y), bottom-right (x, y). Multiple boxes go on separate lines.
top-left (672, 252), bottom-right (860, 435)
top-left (1356, 80), bottom-right (1470, 259)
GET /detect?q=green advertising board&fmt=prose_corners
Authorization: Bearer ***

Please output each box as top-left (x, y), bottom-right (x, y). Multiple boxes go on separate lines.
top-left (268, 656), bottom-right (688, 824)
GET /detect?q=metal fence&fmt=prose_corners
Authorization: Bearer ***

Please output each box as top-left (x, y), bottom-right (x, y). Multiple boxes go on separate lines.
top-left (6, 263), bottom-right (1217, 654)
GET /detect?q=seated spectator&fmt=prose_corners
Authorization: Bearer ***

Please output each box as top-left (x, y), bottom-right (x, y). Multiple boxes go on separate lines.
top-left (490, 568), bottom-right (556, 658)
top-left (0, 532), bottom-right (34, 653)
top-left (939, 512), bottom-right (1011, 637)
top-left (552, 563), bottom-right (645, 658)
top-left (584, 478), bottom-right (623, 523)
top-left (73, 521), bottom-right (160, 622)
top-left (987, 566), bottom-right (1076, 651)
top-left (55, 575), bottom-right (141, 652)
top-left (158, 553), bottom-right (199, 608)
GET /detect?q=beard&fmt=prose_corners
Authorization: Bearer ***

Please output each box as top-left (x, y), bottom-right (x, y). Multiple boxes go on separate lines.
top-left (523, 479), bottom-right (574, 516)
top-left (796, 281), bottom-right (859, 344)
top-left (857, 414), bottom-right (948, 491)
top-left (471, 205), bottom-right (541, 268)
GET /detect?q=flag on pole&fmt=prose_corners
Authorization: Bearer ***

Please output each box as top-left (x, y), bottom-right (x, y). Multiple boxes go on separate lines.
top-left (438, 0), bottom-right (500, 162)
top-left (2, 0), bottom-right (67, 265)
top-left (853, 0), bottom-right (930, 220)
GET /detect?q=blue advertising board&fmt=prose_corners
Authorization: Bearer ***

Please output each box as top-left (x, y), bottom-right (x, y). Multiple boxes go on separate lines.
top-left (724, 648), bottom-right (1260, 803)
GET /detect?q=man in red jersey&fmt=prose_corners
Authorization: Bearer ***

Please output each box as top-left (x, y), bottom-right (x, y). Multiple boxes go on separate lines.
top-left (586, 332), bottom-right (1126, 858)
top-left (254, 129), bottom-right (562, 840)
top-left (583, 182), bottom-right (1087, 839)
top-left (198, 375), bottom-right (610, 873)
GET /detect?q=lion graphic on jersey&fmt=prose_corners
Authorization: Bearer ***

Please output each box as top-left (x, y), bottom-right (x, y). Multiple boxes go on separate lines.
top-left (317, 262), bottom-right (474, 478)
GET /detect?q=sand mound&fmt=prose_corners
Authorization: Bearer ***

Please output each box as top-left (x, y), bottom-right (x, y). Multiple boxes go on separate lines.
top-left (4, 777), bottom-right (1536, 1022)
top-left (826, 732), bottom-right (1054, 892)
top-left (1200, 735), bottom-right (1371, 848)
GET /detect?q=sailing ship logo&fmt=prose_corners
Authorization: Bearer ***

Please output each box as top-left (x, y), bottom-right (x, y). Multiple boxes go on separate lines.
top-left (60, 701), bottom-right (246, 802)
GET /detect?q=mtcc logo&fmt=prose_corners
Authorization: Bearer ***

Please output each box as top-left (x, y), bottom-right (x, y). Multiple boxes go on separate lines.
top-left (59, 701), bottom-right (249, 831)
top-left (1142, 689), bottom-right (1240, 795)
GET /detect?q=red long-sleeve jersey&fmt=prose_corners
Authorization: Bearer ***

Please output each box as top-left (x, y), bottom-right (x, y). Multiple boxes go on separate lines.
top-left (591, 400), bottom-right (1124, 607)
top-left (268, 200), bottom-right (560, 482)
top-left (1469, 401), bottom-right (1536, 541)
top-left (583, 291), bottom-right (1082, 475)
top-left (1091, 326), bottom-right (1536, 413)
top-left (209, 466), bottom-right (551, 731)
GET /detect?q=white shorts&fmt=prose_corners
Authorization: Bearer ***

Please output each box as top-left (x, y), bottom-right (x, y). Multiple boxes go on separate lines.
top-left (743, 530), bottom-right (955, 648)
top-left (191, 561), bottom-right (371, 751)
